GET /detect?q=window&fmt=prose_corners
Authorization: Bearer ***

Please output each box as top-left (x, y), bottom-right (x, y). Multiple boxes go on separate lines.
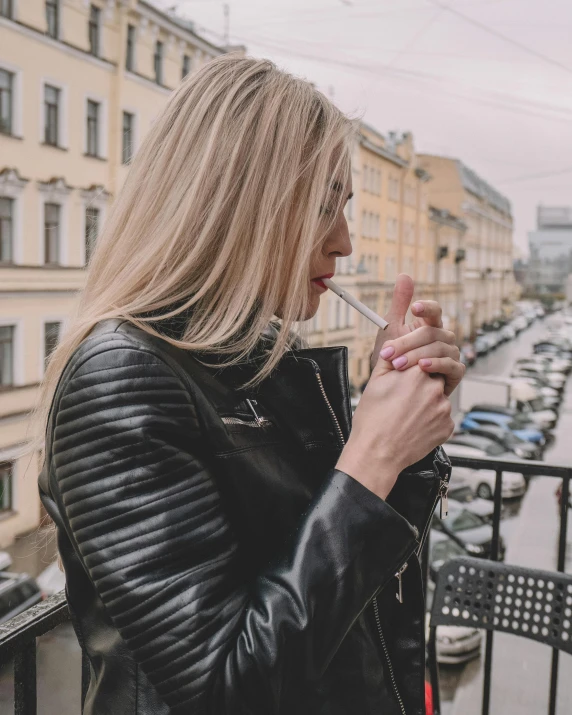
top-left (0, 69), bottom-right (13, 135)
top-left (182, 54), bottom-right (191, 79)
top-left (154, 41), bottom-right (163, 85)
top-left (86, 99), bottom-right (99, 156)
top-left (0, 197), bottom-right (13, 262)
top-left (389, 176), bottom-right (400, 201)
top-left (44, 321), bottom-right (61, 367)
top-left (44, 202), bottom-right (60, 264)
top-left (122, 111), bottom-right (134, 164)
top-left (46, 0), bottom-right (59, 39)
top-left (0, 326), bottom-right (14, 386)
top-left (89, 4), bottom-right (100, 56)
top-left (85, 205), bottom-right (99, 263)
top-left (44, 84), bottom-right (59, 146)
top-left (126, 24), bottom-right (135, 71)
top-left (0, 0), bottom-right (12, 18)
top-left (0, 462), bottom-right (12, 512)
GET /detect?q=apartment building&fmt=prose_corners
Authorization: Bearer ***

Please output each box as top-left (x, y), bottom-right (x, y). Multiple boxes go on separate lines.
top-left (0, 0), bottom-right (223, 547)
top-left (428, 207), bottom-right (467, 342)
top-left (308, 125), bottom-right (433, 387)
top-left (418, 155), bottom-right (515, 338)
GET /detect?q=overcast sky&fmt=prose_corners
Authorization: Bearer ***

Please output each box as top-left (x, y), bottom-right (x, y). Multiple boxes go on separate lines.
top-left (155, 0), bottom-right (572, 255)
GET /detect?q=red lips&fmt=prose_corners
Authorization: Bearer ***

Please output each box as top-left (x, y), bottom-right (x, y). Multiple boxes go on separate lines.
top-left (311, 272), bottom-right (334, 289)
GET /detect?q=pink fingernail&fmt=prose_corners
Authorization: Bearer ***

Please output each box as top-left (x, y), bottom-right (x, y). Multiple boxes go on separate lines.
top-left (419, 358), bottom-right (432, 367)
top-left (380, 346), bottom-right (395, 360)
top-left (413, 302), bottom-right (424, 313)
top-left (392, 355), bottom-right (407, 369)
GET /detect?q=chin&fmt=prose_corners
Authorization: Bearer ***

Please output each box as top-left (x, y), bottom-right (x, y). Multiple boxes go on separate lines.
top-left (302, 294), bottom-right (321, 321)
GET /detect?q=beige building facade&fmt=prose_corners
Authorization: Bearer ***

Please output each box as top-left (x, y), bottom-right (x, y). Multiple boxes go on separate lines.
top-left (308, 126), bottom-right (435, 388)
top-left (0, 0), bottom-right (223, 548)
top-left (418, 155), bottom-right (516, 338)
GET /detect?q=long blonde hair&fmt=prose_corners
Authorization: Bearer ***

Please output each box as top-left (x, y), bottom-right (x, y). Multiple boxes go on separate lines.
top-left (28, 54), bottom-right (354, 456)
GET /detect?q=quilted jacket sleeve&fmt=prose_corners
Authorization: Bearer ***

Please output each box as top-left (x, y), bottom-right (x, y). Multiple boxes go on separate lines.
top-left (51, 342), bottom-right (419, 714)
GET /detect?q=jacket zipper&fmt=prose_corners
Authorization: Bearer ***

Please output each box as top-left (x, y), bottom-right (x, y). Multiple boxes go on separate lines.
top-left (415, 478), bottom-right (449, 559)
top-left (221, 399), bottom-right (272, 427)
top-left (372, 595), bottom-right (407, 715)
top-left (309, 359), bottom-right (408, 714)
top-left (308, 361), bottom-right (345, 447)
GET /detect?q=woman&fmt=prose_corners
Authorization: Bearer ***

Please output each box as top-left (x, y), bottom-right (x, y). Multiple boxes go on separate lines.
top-left (36, 56), bottom-right (463, 714)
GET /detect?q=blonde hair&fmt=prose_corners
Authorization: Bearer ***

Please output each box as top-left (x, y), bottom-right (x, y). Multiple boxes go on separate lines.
top-left (28, 54), bottom-right (354, 457)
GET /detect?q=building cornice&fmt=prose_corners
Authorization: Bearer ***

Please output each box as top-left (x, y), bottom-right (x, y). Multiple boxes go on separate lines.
top-left (359, 135), bottom-right (408, 168)
top-left (429, 206), bottom-right (468, 232)
top-left (125, 69), bottom-right (172, 96)
top-left (0, 16), bottom-right (116, 72)
top-left (138, 1), bottom-right (225, 57)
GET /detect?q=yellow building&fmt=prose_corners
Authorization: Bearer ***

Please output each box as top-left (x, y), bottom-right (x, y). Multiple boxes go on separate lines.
top-left (308, 125), bottom-right (433, 388)
top-left (418, 155), bottom-right (515, 338)
top-left (428, 207), bottom-right (467, 342)
top-left (0, 0), bottom-right (224, 548)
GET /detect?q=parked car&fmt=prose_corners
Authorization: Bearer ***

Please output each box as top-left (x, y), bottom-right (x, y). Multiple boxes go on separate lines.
top-left (474, 335), bottom-right (490, 356)
top-left (510, 377), bottom-right (561, 409)
top-left (445, 457), bottom-right (526, 500)
top-left (511, 367), bottom-right (566, 392)
top-left (0, 572), bottom-right (43, 623)
top-left (517, 356), bottom-right (571, 375)
top-left (461, 412), bottom-right (545, 445)
top-left (447, 433), bottom-right (517, 461)
top-left (470, 402), bottom-right (557, 432)
top-left (458, 424), bottom-right (542, 460)
top-left (446, 484), bottom-right (496, 522)
top-left (460, 341), bottom-right (476, 366)
top-left (500, 324), bottom-right (516, 341)
top-left (512, 315), bottom-right (528, 332)
top-left (431, 499), bottom-right (506, 559)
top-left (0, 552), bottom-right (12, 571)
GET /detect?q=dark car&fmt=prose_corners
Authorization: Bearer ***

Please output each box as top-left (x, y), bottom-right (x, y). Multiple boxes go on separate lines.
top-left (445, 484), bottom-right (496, 523)
top-left (0, 572), bottom-right (43, 623)
top-left (447, 433), bottom-right (514, 460)
top-left (431, 499), bottom-right (505, 560)
top-left (458, 424), bottom-right (542, 460)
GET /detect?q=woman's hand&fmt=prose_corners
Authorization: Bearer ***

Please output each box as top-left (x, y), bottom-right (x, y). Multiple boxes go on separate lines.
top-left (337, 355), bottom-right (455, 501)
top-left (369, 274), bottom-right (465, 396)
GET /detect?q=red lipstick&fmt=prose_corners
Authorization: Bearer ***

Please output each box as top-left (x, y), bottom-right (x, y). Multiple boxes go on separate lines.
top-left (311, 273), bottom-right (334, 289)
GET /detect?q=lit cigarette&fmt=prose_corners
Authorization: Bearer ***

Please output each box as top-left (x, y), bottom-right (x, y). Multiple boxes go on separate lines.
top-left (322, 278), bottom-right (389, 330)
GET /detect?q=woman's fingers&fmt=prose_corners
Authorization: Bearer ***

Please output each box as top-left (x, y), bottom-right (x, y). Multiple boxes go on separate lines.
top-left (379, 325), bottom-right (456, 361)
top-left (418, 356), bottom-right (466, 397)
top-left (412, 300), bottom-right (443, 328)
top-left (390, 342), bottom-right (460, 371)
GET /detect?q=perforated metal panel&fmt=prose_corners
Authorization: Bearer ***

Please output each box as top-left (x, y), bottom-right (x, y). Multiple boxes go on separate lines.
top-left (431, 557), bottom-right (572, 655)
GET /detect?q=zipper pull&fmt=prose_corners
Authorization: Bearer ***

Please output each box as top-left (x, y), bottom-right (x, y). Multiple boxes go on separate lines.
top-left (246, 398), bottom-right (262, 426)
top-left (439, 481), bottom-right (449, 519)
top-left (395, 562), bottom-right (408, 604)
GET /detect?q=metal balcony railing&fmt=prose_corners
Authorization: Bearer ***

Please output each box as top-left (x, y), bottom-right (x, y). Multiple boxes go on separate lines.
top-left (0, 455), bottom-right (569, 714)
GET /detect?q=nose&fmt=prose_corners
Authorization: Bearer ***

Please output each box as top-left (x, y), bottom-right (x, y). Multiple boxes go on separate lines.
top-left (324, 213), bottom-right (352, 259)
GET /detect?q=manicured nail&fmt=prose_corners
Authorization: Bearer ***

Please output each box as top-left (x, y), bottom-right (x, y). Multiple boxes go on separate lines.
top-left (380, 346), bottom-right (395, 360)
top-left (392, 355), bottom-right (407, 369)
top-left (413, 302), bottom-right (424, 313)
top-left (419, 358), bottom-right (432, 367)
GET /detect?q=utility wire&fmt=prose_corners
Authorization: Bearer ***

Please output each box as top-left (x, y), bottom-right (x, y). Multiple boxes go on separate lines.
top-left (496, 166), bottom-right (572, 186)
top-left (239, 34), bottom-right (572, 124)
top-left (426, 0), bottom-right (572, 77)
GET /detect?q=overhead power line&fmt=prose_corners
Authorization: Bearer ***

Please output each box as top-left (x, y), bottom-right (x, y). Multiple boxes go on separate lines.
top-left (496, 166), bottom-right (572, 186)
top-left (426, 0), bottom-right (572, 77)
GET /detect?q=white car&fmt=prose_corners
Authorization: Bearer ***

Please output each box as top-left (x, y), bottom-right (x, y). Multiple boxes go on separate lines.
top-left (500, 324), bottom-right (516, 341)
top-left (445, 451), bottom-right (526, 500)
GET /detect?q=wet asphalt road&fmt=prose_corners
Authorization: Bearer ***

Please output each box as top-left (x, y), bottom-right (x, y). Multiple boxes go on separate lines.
top-left (0, 318), bottom-right (565, 713)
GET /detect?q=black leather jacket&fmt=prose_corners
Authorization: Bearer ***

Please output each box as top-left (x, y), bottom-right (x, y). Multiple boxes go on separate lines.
top-left (39, 318), bottom-right (451, 715)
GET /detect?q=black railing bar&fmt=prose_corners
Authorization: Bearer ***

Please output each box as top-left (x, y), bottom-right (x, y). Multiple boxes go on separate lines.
top-left (14, 641), bottom-right (36, 715)
top-left (449, 454), bottom-right (572, 479)
top-left (481, 469), bottom-right (504, 715)
top-left (548, 476), bottom-right (570, 715)
top-left (0, 591), bottom-right (68, 664)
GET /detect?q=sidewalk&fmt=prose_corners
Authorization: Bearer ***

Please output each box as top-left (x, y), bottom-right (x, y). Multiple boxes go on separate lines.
top-left (451, 476), bottom-right (572, 715)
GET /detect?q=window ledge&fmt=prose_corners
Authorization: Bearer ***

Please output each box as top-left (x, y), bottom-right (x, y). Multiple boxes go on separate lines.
top-left (0, 132), bottom-right (23, 141)
top-left (41, 142), bottom-right (68, 152)
top-left (83, 153), bottom-right (107, 162)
